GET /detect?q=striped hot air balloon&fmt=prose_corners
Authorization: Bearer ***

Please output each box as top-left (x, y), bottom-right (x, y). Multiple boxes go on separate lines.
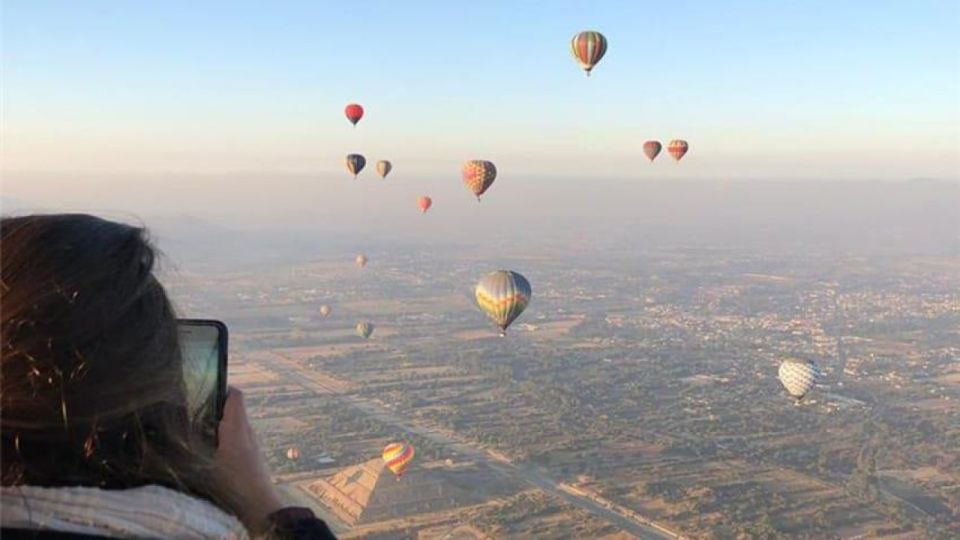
top-left (668, 140), bottom-right (689, 162)
top-left (475, 270), bottom-right (532, 336)
top-left (643, 140), bottom-right (662, 162)
top-left (571, 31), bottom-right (608, 76)
top-left (382, 442), bottom-right (415, 479)
top-left (346, 154), bottom-right (366, 178)
top-left (356, 321), bottom-right (374, 339)
top-left (417, 196), bottom-right (432, 214)
top-left (376, 160), bottom-right (392, 179)
top-left (345, 103), bottom-right (364, 126)
top-left (462, 160), bottom-right (497, 201)
top-left (778, 359), bottom-right (822, 402)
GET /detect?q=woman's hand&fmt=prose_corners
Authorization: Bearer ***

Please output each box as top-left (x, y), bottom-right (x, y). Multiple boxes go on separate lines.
top-left (211, 387), bottom-right (285, 533)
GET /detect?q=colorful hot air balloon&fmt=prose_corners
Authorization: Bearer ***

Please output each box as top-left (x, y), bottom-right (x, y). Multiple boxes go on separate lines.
top-left (462, 160), bottom-right (497, 201)
top-left (382, 442), bottom-right (415, 479)
top-left (571, 31), bottom-right (607, 76)
top-left (355, 254), bottom-right (368, 268)
top-left (376, 160), bottom-right (392, 179)
top-left (345, 103), bottom-right (364, 126)
top-left (346, 154), bottom-right (366, 178)
top-left (286, 447), bottom-right (301, 461)
top-left (356, 321), bottom-right (374, 339)
top-left (778, 359), bottom-right (822, 402)
top-left (475, 270), bottom-right (532, 336)
top-left (417, 196), bottom-right (432, 214)
top-left (668, 140), bottom-right (689, 162)
top-left (643, 141), bottom-right (662, 162)
top-left (319, 304), bottom-right (332, 317)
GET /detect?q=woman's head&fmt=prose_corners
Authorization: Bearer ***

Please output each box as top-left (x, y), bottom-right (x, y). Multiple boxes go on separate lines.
top-left (1, 214), bottom-right (206, 491)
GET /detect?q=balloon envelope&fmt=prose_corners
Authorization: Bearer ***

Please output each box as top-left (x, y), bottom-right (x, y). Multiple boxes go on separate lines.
top-left (417, 196), bottom-right (432, 214)
top-left (345, 103), bottom-right (364, 126)
top-left (376, 160), bottom-right (392, 179)
top-left (382, 442), bottom-right (415, 479)
top-left (356, 321), bottom-right (374, 339)
top-left (571, 31), bottom-right (607, 76)
top-left (475, 270), bottom-right (532, 334)
top-left (668, 140), bottom-right (689, 162)
top-left (778, 359), bottom-right (822, 401)
top-left (643, 141), bottom-right (662, 162)
top-left (346, 154), bottom-right (366, 178)
top-left (356, 254), bottom-right (368, 268)
top-left (319, 305), bottom-right (332, 317)
top-left (462, 160), bottom-right (497, 200)
top-left (286, 447), bottom-right (301, 461)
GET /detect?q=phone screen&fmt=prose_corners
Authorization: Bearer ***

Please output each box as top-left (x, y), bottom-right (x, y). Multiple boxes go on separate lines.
top-left (177, 320), bottom-right (227, 443)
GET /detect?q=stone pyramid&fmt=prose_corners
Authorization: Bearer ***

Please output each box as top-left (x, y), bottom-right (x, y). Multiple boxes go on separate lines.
top-left (305, 458), bottom-right (504, 527)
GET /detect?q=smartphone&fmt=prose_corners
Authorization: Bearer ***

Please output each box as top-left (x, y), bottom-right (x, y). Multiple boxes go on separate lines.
top-left (177, 319), bottom-right (228, 444)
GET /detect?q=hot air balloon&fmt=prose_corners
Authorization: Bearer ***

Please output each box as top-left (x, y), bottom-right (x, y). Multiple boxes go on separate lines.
top-left (286, 447), bottom-right (301, 461)
top-left (417, 196), bottom-right (432, 214)
top-left (355, 254), bottom-right (368, 268)
top-left (643, 141), bottom-right (662, 162)
top-left (475, 270), bottom-right (532, 336)
top-left (668, 140), bottom-right (689, 162)
top-left (356, 321), bottom-right (374, 339)
top-left (319, 305), bottom-right (332, 317)
top-left (778, 358), bottom-right (822, 402)
top-left (571, 31), bottom-right (607, 76)
top-left (376, 160), bottom-right (392, 179)
top-left (462, 160), bottom-right (497, 201)
top-left (382, 442), bottom-right (415, 479)
top-left (346, 154), bottom-right (366, 178)
top-left (345, 103), bottom-right (364, 126)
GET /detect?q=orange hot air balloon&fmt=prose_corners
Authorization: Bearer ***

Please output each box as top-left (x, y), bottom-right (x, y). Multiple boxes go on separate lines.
top-left (286, 447), bottom-right (301, 461)
top-left (668, 139), bottom-right (689, 162)
top-left (571, 31), bottom-right (608, 76)
top-left (382, 442), bottom-right (415, 479)
top-left (462, 160), bottom-right (497, 201)
top-left (345, 103), bottom-right (364, 126)
top-left (643, 141), bottom-right (662, 162)
top-left (417, 196), bottom-right (432, 214)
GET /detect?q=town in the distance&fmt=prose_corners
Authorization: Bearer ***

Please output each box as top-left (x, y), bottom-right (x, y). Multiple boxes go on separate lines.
top-left (161, 180), bottom-right (960, 540)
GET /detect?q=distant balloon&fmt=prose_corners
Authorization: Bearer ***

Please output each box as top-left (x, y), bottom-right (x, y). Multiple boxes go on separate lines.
top-left (643, 141), bottom-right (662, 162)
top-left (475, 270), bottom-right (532, 335)
top-left (382, 442), bottom-right (415, 479)
top-left (356, 321), bottom-right (374, 339)
top-left (462, 160), bottom-right (497, 201)
top-left (571, 31), bottom-right (608, 76)
top-left (376, 160), bottom-right (392, 179)
top-left (778, 358), bottom-right (822, 402)
top-left (417, 196), bottom-right (432, 214)
top-left (319, 305), bottom-right (332, 317)
top-left (346, 154), bottom-right (366, 178)
top-left (355, 254), bottom-right (368, 268)
top-left (668, 140), bottom-right (689, 162)
top-left (286, 447), bottom-right (301, 461)
top-left (345, 103), bottom-right (364, 126)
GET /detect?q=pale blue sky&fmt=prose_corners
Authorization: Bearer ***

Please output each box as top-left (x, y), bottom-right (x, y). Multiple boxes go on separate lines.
top-left (4, 0), bottom-right (959, 186)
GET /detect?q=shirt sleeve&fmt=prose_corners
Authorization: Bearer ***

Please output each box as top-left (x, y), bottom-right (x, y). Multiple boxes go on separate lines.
top-left (265, 507), bottom-right (337, 540)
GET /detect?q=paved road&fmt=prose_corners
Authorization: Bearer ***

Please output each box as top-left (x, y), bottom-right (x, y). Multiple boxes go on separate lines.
top-left (267, 352), bottom-right (678, 540)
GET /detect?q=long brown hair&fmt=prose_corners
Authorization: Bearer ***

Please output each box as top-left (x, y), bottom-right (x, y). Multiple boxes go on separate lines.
top-left (1, 214), bottom-right (214, 499)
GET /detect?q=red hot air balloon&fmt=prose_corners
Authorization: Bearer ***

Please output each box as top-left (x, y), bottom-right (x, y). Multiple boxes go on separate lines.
top-left (571, 31), bottom-right (608, 76)
top-left (668, 139), bottom-right (689, 162)
top-left (462, 160), bottom-right (497, 201)
top-left (417, 196), bottom-right (432, 214)
top-left (345, 103), bottom-right (364, 126)
top-left (643, 141), bottom-right (662, 162)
